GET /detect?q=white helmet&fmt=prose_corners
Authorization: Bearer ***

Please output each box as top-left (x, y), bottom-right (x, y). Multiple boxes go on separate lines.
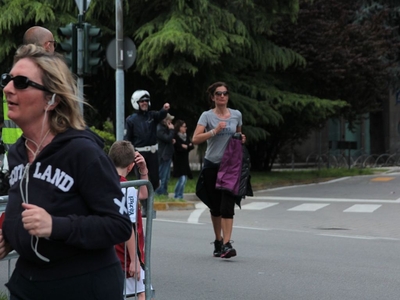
top-left (131, 90), bottom-right (151, 110)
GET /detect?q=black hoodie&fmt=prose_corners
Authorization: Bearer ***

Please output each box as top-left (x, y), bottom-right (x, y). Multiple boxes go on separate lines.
top-left (3, 128), bottom-right (132, 281)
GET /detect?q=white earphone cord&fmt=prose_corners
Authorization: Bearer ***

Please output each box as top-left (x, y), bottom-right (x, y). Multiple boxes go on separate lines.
top-left (19, 109), bottom-right (53, 263)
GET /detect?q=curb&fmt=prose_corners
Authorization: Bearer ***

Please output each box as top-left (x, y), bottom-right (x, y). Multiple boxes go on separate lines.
top-left (153, 201), bottom-right (196, 211)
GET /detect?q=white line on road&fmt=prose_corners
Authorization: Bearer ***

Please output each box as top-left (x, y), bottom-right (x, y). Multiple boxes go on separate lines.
top-left (240, 202), bottom-right (279, 210)
top-left (188, 208), bottom-right (206, 223)
top-left (288, 203), bottom-right (330, 211)
top-left (187, 202), bottom-right (207, 223)
top-left (343, 204), bottom-right (382, 213)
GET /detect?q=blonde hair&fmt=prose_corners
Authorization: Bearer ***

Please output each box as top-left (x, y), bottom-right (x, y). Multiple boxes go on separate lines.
top-left (13, 44), bottom-right (86, 133)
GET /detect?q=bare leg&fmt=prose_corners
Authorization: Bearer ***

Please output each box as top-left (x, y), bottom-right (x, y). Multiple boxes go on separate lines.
top-left (221, 218), bottom-right (233, 244)
top-left (211, 214), bottom-right (222, 240)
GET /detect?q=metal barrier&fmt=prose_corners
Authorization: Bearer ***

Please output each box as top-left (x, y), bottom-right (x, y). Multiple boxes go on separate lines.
top-left (0, 179), bottom-right (155, 300)
top-left (121, 180), bottom-right (155, 300)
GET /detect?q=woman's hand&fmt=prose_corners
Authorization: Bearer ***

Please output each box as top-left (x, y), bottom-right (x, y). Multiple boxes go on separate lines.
top-left (215, 122), bottom-right (226, 134)
top-left (241, 133), bottom-right (246, 144)
top-left (21, 203), bottom-right (52, 238)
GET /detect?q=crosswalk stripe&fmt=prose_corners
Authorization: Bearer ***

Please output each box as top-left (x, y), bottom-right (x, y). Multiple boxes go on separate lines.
top-left (288, 203), bottom-right (330, 211)
top-left (193, 201), bottom-right (384, 213)
top-left (240, 202), bottom-right (278, 210)
top-left (343, 204), bottom-right (382, 213)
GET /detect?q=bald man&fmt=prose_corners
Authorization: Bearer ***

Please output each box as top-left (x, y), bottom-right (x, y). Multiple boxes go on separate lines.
top-left (22, 26), bottom-right (56, 54)
top-left (2, 26), bottom-right (55, 171)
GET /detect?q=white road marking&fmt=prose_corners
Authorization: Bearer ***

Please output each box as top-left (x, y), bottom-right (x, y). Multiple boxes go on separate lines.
top-left (187, 202), bottom-right (207, 223)
top-left (343, 204), bottom-right (382, 213)
top-left (240, 202), bottom-right (278, 210)
top-left (288, 203), bottom-right (330, 211)
top-left (188, 208), bottom-right (206, 224)
top-left (195, 202), bottom-right (207, 209)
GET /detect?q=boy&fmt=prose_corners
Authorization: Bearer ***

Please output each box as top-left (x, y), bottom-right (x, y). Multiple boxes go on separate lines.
top-left (109, 140), bottom-right (149, 299)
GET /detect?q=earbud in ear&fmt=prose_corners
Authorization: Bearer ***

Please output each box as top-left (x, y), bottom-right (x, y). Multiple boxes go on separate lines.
top-left (48, 94), bottom-right (56, 106)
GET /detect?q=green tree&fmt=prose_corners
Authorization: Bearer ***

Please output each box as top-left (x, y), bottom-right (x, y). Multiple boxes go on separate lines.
top-left (270, 0), bottom-right (400, 155)
top-left (92, 0), bottom-right (345, 171)
top-left (273, 0), bottom-right (400, 123)
top-left (0, 0), bottom-right (347, 171)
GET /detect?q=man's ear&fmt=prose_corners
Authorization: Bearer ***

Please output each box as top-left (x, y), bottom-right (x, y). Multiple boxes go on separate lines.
top-left (127, 162), bottom-right (135, 173)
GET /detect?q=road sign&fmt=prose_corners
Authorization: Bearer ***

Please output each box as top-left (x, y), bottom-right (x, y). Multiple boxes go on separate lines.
top-left (106, 37), bottom-right (136, 70)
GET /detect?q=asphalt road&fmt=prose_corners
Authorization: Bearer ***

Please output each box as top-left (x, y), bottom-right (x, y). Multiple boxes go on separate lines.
top-left (2, 170), bottom-right (400, 299)
top-left (150, 171), bottom-right (400, 299)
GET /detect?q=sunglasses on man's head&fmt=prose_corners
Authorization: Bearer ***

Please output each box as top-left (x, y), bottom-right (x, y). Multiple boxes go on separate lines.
top-left (0, 73), bottom-right (50, 92)
top-left (214, 91), bottom-right (229, 96)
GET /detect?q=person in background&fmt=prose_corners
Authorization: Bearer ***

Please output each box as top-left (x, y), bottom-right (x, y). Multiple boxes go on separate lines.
top-left (192, 81), bottom-right (246, 259)
top-left (172, 120), bottom-right (194, 199)
top-left (109, 140), bottom-right (148, 300)
top-left (155, 113), bottom-right (175, 196)
top-left (0, 44), bottom-right (131, 300)
top-left (125, 90), bottom-right (170, 214)
top-left (2, 26), bottom-right (56, 170)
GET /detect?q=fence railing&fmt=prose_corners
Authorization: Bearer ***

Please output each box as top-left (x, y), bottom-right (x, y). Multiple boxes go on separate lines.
top-left (302, 151), bottom-right (400, 169)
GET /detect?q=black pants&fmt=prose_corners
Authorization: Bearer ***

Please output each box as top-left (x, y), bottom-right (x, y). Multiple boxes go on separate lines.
top-left (6, 263), bottom-right (124, 300)
top-left (203, 166), bottom-right (235, 218)
top-left (140, 151), bottom-right (159, 191)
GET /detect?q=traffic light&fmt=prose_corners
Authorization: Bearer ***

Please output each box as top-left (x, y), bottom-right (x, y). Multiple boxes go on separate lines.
top-left (83, 23), bottom-right (102, 75)
top-left (57, 23), bottom-right (77, 73)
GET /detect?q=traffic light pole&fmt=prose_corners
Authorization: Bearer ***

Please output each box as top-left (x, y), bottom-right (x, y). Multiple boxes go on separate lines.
top-left (76, 1), bottom-right (86, 114)
top-left (77, 15), bottom-right (84, 114)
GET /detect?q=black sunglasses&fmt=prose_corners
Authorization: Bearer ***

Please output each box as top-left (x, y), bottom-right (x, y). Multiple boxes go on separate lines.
top-left (138, 99), bottom-right (150, 103)
top-left (0, 73), bottom-right (50, 92)
top-left (214, 91), bottom-right (229, 96)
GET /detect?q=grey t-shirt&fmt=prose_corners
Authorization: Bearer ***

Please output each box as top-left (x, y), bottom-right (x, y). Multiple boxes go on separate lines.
top-left (197, 108), bottom-right (242, 164)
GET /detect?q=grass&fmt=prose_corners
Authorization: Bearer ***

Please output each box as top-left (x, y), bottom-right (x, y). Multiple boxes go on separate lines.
top-left (0, 291), bottom-right (7, 300)
top-left (128, 167), bottom-right (383, 202)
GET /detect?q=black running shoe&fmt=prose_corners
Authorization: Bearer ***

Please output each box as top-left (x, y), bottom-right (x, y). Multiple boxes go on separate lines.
top-left (221, 241), bottom-right (237, 259)
top-left (212, 239), bottom-right (223, 257)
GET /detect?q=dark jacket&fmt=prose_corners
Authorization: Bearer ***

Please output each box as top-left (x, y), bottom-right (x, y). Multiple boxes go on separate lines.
top-left (3, 128), bottom-right (132, 281)
top-left (156, 122), bottom-right (175, 162)
top-left (196, 134), bottom-right (253, 208)
top-left (125, 109), bottom-right (168, 147)
top-left (216, 136), bottom-right (243, 195)
top-left (238, 146), bottom-right (253, 197)
top-left (173, 133), bottom-right (194, 178)
top-left (216, 134), bottom-right (253, 197)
